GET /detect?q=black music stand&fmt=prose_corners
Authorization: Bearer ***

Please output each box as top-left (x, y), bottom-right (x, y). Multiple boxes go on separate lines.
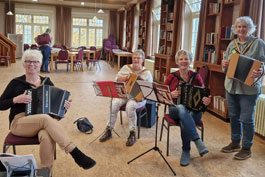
top-left (127, 81), bottom-right (176, 176)
top-left (90, 81), bottom-right (128, 143)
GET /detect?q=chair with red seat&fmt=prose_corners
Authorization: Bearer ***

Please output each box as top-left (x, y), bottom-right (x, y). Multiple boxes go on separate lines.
top-left (3, 132), bottom-right (56, 159)
top-left (119, 104), bottom-right (147, 139)
top-left (55, 50), bottom-right (69, 71)
top-left (159, 107), bottom-right (204, 156)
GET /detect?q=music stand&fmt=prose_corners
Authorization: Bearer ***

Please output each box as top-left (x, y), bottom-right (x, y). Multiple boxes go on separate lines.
top-left (90, 81), bottom-right (128, 143)
top-left (127, 81), bottom-right (176, 176)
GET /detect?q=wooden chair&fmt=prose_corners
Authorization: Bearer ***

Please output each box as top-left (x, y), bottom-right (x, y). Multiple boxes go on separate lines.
top-left (119, 104), bottom-right (147, 139)
top-left (3, 132), bottom-right (56, 159)
top-left (0, 56), bottom-right (10, 66)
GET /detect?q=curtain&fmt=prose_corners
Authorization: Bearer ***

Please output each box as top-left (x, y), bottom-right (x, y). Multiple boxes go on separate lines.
top-left (131, 4), bottom-right (137, 52)
top-left (5, 2), bottom-right (15, 36)
top-left (109, 10), bottom-right (118, 40)
top-left (194, 0), bottom-right (206, 61)
top-left (54, 6), bottom-right (71, 47)
top-left (55, 6), bottom-right (62, 45)
top-left (63, 7), bottom-right (72, 47)
top-left (173, 0), bottom-right (184, 56)
top-left (248, 0), bottom-right (265, 40)
top-left (119, 11), bottom-right (125, 48)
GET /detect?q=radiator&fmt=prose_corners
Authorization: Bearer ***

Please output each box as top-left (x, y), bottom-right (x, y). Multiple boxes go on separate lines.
top-left (254, 94), bottom-right (265, 136)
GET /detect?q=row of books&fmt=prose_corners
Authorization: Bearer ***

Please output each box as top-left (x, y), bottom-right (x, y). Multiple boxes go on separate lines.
top-left (224, 0), bottom-right (236, 3)
top-left (220, 26), bottom-right (233, 39)
top-left (203, 47), bottom-right (216, 64)
top-left (154, 69), bottom-right (167, 82)
top-left (213, 96), bottom-right (228, 113)
top-left (168, 12), bottom-right (174, 21)
top-left (167, 23), bottom-right (173, 31)
top-left (208, 3), bottom-right (220, 14)
top-left (206, 33), bottom-right (218, 44)
top-left (159, 45), bottom-right (165, 54)
top-left (160, 30), bottom-right (166, 39)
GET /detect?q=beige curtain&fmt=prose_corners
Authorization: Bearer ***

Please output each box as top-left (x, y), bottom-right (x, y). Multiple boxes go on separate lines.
top-left (194, 0), bottom-right (206, 61)
top-left (119, 11), bottom-right (125, 48)
top-left (109, 10), bottom-right (118, 39)
top-left (55, 6), bottom-right (72, 47)
top-left (248, 0), bottom-right (265, 40)
top-left (5, 2), bottom-right (15, 36)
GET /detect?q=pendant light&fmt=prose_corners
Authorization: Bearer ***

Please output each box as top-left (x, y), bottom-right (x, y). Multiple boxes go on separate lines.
top-left (97, 0), bottom-right (104, 13)
top-left (6, 0), bottom-right (13, 16)
top-left (93, 0), bottom-right (97, 20)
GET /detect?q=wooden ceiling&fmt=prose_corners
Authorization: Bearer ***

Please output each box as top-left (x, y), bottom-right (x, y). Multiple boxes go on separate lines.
top-left (2, 0), bottom-right (137, 10)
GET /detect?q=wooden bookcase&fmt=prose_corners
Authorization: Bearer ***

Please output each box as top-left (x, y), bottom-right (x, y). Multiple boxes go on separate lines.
top-left (194, 0), bottom-right (246, 120)
top-left (154, 0), bottom-right (180, 83)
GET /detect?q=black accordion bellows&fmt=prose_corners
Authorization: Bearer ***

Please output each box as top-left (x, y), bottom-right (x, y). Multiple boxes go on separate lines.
top-left (25, 85), bottom-right (70, 119)
top-left (174, 84), bottom-right (210, 112)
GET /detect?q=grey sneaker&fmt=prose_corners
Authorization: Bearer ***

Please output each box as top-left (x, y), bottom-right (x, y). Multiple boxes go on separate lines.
top-left (234, 149), bottom-right (251, 160)
top-left (221, 142), bottom-right (241, 153)
top-left (180, 151), bottom-right (190, 166)
top-left (99, 128), bottom-right (112, 142)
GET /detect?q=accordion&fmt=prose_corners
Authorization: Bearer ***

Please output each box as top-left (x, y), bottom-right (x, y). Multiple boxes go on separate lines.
top-left (174, 84), bottom-right (210, 112)
top-left (25, 85), bottom-right (70, 119)
top-left (227, 54), bottom-right (263, 86)
top-left (126, 73), bottom-right (143, 102)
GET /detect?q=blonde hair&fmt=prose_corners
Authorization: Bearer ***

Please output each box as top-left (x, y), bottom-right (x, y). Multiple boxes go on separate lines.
top-left (22, 49), bottom-right (43, 65)
top-left (175, 49), bottom-right (192, 64)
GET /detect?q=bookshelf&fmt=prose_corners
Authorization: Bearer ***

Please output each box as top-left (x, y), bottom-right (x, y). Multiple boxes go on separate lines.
top-left (138, 1), bottom-right (147, 52)
top-left (154, 0), bottom-right (180, 83)
top-left (194, 0), bottom-right (246, 120)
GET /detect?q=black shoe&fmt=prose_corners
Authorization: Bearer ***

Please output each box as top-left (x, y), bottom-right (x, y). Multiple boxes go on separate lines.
top-left (221, 142), bottom-right (241, 153)
top-left (99, 128), bottom-right (112, 142)
top-left (126, 131), bottom-right (136, 146)
top-left (234, 148), bottom-right (251, 160)
top-left (70, 147), bottom-right (96, 169)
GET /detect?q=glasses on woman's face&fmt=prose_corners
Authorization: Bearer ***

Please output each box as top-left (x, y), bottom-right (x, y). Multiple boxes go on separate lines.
top-left (24, 60), bottom-right (40, 64)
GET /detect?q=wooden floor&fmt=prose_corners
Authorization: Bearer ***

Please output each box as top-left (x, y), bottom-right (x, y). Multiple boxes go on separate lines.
top-left (0, 60), bottom-right (265, 177)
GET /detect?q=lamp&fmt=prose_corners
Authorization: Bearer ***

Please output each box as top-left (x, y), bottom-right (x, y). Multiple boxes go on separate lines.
top-left (97, 0), bottom-right (104, 13)
top-left (93, 0), bottom-right (97, 21)
top-left (6, 0), bottom-right (13, 16)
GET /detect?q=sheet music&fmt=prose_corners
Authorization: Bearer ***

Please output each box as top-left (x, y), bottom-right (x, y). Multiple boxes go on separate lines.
top-left (0, 154), bottom-right (37, 171)
top-left (136, 80), bottom-right (157, 102)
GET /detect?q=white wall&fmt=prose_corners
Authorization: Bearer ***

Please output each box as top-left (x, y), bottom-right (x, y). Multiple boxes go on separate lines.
top-left (0, 2), bottom-right (5, 35)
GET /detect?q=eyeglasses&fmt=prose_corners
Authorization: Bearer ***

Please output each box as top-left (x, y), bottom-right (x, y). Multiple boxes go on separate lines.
top-left (24, 60), bottom-right (40, 64)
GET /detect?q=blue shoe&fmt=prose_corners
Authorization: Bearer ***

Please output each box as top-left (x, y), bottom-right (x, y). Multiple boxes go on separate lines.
top-left (195, 139), bottom-right (209, 157)
top-left (180, 151), bottom-right (190, 166)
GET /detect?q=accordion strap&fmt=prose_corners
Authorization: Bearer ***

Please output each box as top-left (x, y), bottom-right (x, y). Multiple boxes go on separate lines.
top-left (234, 38), bottom-right (256, 55)
top-left (170, 72), bottom-right (197, 85)
top-left (127, 64), bottom-right (148, 74)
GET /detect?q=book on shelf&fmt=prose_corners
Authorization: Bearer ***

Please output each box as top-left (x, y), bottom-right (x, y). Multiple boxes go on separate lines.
top-left (168, 12), bottom-right (173, 21)
top-left (213, 96), bottom-right (228, 113)
top-left (154, 69), bottom-right (160, 81)
top-left (166, 47), bottom-right (171, 55)
top-left (160, 30), bottom-right (166, 39)
top-left (166, 23), bottom-right (173, 31)
top-left (162, 18), bottom-right (167, 25)
top-left (159, 45), bottom-right (165, 54)
top-left (208, 3), bottom-right (220, 14)
top-left (203, 47), bottom-right (215, 63)
top-left (220, 26), bottom-right (233, 39)
top-left (167, 32), bottom-right (172, 41)
top-left (206, 33), bottom-right (218, 44)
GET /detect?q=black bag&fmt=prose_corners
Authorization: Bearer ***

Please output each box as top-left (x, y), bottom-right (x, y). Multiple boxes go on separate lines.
top-left (73, 117), bottom-right (93, 134)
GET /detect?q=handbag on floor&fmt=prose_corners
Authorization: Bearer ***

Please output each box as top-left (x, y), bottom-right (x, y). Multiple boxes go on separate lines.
top-left (74, 117), bottom-right (93, 134)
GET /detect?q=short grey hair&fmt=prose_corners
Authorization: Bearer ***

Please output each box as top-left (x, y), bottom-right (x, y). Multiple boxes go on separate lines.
top-left (22, 49), bottom-right (43, 65)
top-left (231, 16), bottom-right (256, 35)
top-left (132, 50), bottom-right (145, 61)
top-left (175, 49), bottom-right (192, 64)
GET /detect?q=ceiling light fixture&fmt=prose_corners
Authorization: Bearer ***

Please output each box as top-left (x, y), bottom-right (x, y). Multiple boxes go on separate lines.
top-left (6, 0), bottom-right (13, 16)
top-left (81, 2), bottom-right (84, 6)
top-left (32, 0), bottom-right (38, 2)
top-left (97, 0), bottom-right (104, 13)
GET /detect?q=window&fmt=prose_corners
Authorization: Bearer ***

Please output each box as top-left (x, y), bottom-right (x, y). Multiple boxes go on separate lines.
top-left (191, 17), bottom-right (199, 59)
top-left (152, 7), bottom-right (161, 56)
top-left (15, 14), bottom-right (50, 44)
top-left (72, 18), bottom-right (104, 47)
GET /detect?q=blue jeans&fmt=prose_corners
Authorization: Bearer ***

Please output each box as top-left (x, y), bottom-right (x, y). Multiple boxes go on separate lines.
top-left (226, 91), bottom-right (259, 149)
top-left (169, 105), bottom-right (202, 152)
top-left (39, 46), bottom-right (51, 72)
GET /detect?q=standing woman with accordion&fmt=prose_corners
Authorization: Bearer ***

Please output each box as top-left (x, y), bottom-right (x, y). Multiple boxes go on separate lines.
top-left (221, 16), bottom-right (265, 160)
top-left (164, 49), bottom-right (211, 166)
top-left (0, 50), bottom-right (96, 172)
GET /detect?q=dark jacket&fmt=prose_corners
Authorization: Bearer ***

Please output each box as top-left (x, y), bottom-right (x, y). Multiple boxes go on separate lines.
top-left (0, 75), bottom-right (54, 124)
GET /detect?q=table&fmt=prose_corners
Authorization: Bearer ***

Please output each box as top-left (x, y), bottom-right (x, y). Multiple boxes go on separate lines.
top-left (112, 49), bottom-right (132, 70)
top-left (50, 51), bottom-right (78, 72)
